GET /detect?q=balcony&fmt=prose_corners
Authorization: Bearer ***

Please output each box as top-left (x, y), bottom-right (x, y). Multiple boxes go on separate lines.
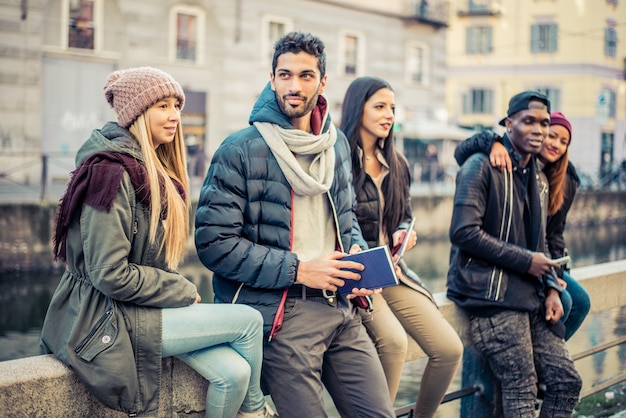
top-left (409, 0), bottom-right (450, 29)
top-left (457, 1), bottom-right (502, 17)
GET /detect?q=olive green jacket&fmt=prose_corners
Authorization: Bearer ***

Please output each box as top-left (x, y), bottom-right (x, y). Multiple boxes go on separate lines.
top-left (40, 122), bottom-right (197, 416)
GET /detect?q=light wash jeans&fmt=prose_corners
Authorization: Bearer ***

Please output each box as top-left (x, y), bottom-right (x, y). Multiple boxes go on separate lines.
top-left (162, 303), bottom-right (265, 418)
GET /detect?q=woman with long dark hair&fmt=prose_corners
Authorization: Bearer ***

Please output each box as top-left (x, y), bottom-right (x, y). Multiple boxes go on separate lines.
top-left (341, 76), bottom-right (463, 417)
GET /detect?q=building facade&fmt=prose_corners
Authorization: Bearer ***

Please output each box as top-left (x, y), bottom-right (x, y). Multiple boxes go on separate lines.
top-left (0, 0), bottom-right (450, 186)
top-left (446, 0), bottom-right (626, 186)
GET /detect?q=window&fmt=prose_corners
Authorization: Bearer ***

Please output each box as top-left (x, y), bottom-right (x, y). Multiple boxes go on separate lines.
top-left (181, 90), bottom-right (208, 180)
top-left (469, 0), bottom-right (491, 12)
top-left (466, 26), bottom-right (493, 54)
top-left (261, 15), bottom-right (293, 66)
top-left (605, 25), bottom-right (617, 57)
top-left (600, 88), bottom-right (617, 118)
top-left (339, 30), bottom-right (365, 77)
top-left (63, 0), bottom-right (101, 50)
top-left (531, 23), bottom-right (558, 53)
top-left (606, 89), bottom-right (617, 118)
top-left (462, 88), bottom-right (493, 114)
top-left (169, 5), bottom-right (206, 64)
top-left (406, 42), bottom-right (429, 86)
top-left (176, 14), bottom-right (197, 61)
top-left (344, 34), bottom-right (359, 75)
top-left (535, 87), bottom-right (561, 111)
top-left (597, 88), bottom-right (616, 122)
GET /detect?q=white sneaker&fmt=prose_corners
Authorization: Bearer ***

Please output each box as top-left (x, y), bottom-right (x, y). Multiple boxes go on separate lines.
top-left (235, 402), bottom-right (278, 418)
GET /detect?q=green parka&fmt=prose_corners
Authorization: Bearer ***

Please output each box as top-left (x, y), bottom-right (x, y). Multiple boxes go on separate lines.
top-left (40, 122), bottom-right (198, 416)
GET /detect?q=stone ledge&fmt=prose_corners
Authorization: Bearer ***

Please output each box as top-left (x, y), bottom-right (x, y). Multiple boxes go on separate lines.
top-left (1, 260), bottom-right (624, 416)
top-left (0, 356), bottom-right (208, 417)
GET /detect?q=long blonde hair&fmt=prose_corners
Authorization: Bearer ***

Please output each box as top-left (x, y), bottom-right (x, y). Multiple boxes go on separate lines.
top-left (129, 112), bottom-right (190, 270)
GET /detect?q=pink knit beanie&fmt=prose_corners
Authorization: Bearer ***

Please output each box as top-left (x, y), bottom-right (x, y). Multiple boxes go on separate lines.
top-left (103, 67), bottom-right (185, 128)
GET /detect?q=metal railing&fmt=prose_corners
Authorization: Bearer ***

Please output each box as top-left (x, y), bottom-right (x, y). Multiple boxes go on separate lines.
top-left (394, 333), bottom-right (626, 418)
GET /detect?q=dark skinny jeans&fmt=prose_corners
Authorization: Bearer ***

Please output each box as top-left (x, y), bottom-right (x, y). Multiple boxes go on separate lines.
top-left (470, 309), bottom-right (582, 417)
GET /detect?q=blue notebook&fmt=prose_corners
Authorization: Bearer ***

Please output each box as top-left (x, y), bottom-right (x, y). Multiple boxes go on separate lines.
top-left (338, 246), bottom-right (399, 295)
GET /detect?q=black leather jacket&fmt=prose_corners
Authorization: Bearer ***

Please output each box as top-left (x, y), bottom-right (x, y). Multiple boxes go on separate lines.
top-left (447, 135), bottom-right (552, 315)
top-left (455, 130), bottom-right (579, 277)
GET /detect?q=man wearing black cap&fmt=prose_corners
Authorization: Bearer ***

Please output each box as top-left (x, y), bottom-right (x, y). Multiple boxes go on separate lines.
top-left (447, 91), bottom-right (582, 417)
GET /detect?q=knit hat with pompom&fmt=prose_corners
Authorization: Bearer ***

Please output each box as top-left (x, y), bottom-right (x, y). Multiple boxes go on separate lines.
top-left (103, 66), bottom-right (185, 128)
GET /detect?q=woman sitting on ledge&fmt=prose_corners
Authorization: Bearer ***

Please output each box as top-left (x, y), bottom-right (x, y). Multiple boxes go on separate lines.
top-left (40, 67), bottom-right (275, 418)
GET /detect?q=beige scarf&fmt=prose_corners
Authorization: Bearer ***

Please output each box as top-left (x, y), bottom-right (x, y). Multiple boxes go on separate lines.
top-left (254, 121), bottom-right (337, 196)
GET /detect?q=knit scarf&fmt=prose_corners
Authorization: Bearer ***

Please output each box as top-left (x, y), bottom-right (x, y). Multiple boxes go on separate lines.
top-left (53, 151), bottom-right (185, 261)
top-left (254, 119), bottom-right (337, 196)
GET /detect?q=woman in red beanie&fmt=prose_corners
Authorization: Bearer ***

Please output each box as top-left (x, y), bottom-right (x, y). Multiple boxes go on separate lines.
top-left (454, 111), bottom-right (590, 341)
top-left (535, 111), bottom-right (590, 341)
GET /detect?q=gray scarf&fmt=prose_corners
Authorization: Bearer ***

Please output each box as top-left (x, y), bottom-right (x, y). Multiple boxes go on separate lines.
top-left (254, 120), bottom-right (337, 196)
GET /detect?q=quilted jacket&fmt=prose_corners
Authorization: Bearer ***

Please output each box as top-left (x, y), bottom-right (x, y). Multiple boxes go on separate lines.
top-left (194, 83), bottom-right (366, 336)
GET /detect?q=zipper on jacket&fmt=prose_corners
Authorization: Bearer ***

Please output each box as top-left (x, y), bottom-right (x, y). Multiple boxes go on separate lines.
top-left (489, 169), bottom-right (514, 301)
top-left (463, 256), bottom-right (473, 269)
top-left (268, 289), bottom-right (289, 342)
top-left (326, 191), bottom-right (344, 253)
top-left (268, 189), bottom-right (296, 342)
top-left (232, 283), bottom-right (244, 304)
top-left (289, 189), bottom-right (295, 252)
top-left (73, 308), bottom-right (113, 354)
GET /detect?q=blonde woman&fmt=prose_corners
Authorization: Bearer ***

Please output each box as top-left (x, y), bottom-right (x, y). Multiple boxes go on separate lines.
top-left (40, 67), bottom-right (274, 418)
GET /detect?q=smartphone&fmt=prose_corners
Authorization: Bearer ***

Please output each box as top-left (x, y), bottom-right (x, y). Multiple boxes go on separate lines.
top-left (391, 217), bottom-right (416, 266)
top-left (552, 255), bottom-right (571, 265)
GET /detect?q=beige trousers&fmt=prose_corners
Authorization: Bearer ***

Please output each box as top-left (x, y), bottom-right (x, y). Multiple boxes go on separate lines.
top-left (360, 283), bottom-right (463, 418)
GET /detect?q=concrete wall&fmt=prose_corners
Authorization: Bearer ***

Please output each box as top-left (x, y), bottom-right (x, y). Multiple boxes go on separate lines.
top-left (411, 189), bottom-right (626, 240)
top-left (1, 260), bottom-right (625, 417)
top-left (0, 203), bottom-right (58, 272)
top-left (1, 190), bottom-right (625, 272)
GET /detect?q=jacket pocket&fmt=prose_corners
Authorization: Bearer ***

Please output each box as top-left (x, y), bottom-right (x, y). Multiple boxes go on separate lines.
top-left (457, 255), bottom-right (507, 302)
top-left (74, 306), bottom-right (118, 362)
top-left (68, 300), bottom-right (139, 414)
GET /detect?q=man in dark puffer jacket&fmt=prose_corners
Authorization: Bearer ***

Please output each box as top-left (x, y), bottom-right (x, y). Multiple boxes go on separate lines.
top-left (195, 32), bottom-right (394, 418)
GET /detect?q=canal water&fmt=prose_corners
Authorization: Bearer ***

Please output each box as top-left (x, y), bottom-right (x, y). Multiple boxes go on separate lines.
top-left (1, 223), bottom-right (625, 417)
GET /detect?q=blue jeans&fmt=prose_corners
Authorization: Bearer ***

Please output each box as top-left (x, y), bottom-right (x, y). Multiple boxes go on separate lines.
top-left (162, 303), bottom-right (265, 418)
top-left (560, 270), bottom-right (591, 341)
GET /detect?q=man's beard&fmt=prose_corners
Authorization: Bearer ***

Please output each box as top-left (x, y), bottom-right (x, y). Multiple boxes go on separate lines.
top-left (276, 92), bottom-right (319, 120)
